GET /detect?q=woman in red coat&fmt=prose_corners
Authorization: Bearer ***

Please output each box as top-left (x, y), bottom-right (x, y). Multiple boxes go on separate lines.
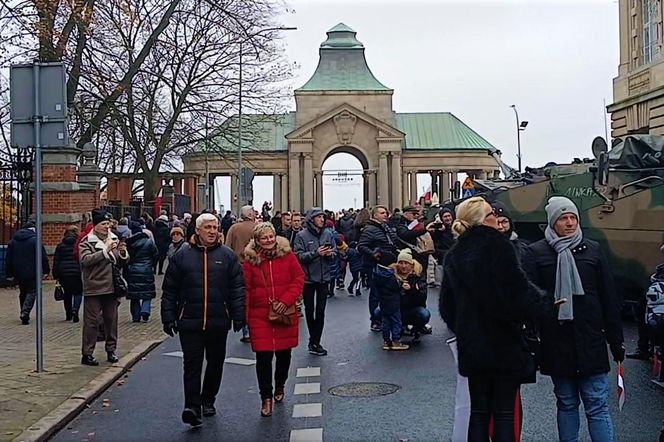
top-left (243, 222), bottom-right (305, 417)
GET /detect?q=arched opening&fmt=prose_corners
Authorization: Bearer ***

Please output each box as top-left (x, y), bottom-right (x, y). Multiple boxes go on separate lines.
top-left (321, 152), bottom-right (365, 211)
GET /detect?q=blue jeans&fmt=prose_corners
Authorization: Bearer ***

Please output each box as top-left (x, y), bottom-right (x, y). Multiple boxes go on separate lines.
top-left (130, 299), bottom-right (152, 321)
top-left (368, 278), bottom-right (380, 322)
top-left (401, 306), bottom-right (431, 330)
top-left (380, 310), bottom-right (402, 342)
top-left (551, 374), bottom-right (614, 442)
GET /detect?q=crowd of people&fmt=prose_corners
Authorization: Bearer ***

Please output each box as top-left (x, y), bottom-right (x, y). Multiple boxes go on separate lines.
top-left (5, 195), bottom-right (655, 441)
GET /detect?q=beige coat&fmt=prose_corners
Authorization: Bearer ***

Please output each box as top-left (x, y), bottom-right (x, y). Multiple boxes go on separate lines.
top-left (79, 231), bottom-right (130, 296)
top-left (224, 220), bottom-right (256, 261)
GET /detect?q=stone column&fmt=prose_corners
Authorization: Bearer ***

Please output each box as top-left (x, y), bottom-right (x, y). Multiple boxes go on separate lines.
top-left (273, 174), bottom-right (281, 212)
top-left (315, 172), bottom-right (324, 208)
top-left (390, 152), bottom-right (402, 209)
top-left (377, 152), bottom-right (389, 206)
top-left (368, 171), bottom-right (377, 207)
top-left (430, 171), bottom-right (439, 197)
top-left (303, 153), bottom-right (314, 210)
top-left (441, 171), bottom-right (451, 202)
top-left (409, 171), bottom-right (418, 205)
top-left (288, 152), bottom-right (301, 212)
top-left (402, 171), bottom-right (410, 207)
top-left (230, 173), bottom-right (238, 214)
top-left (280, 174), bottom-right (289, 212)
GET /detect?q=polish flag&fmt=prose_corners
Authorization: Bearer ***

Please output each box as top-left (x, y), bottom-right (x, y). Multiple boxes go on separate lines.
top-left (617, 363), bottom-right (625, 412)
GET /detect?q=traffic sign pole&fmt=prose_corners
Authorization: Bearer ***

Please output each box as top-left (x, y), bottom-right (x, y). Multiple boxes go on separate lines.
top-left (33, 63), bottom-right (44, 373)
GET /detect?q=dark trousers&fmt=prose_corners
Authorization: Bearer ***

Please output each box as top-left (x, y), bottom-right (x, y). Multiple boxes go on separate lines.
top-left (303, 283), bottom-right (327, 346)
top-left (18, 279), bottom-right (37, 318)
top-left (348, 271), bottom-right (360, 290)
top-left (467, 377), bottom-right (520, 442)
top-left (179, 329), bottom-right (229, 409)
top-left (255, 349), bottom-right (292, 399)
top-left (82, 294), bottom-right (118, 355)
top-left (155, 255), bottom-right (166, 274)
top-left (63, 290), bottom-right (83, 318)
top-left (368, 277), bottom-right (380, 322)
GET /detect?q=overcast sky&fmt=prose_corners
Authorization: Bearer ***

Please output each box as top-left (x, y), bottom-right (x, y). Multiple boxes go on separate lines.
top-left (217, 0), bottom-right (620, 212)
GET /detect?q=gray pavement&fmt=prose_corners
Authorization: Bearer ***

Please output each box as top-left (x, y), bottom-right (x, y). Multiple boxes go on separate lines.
top-left (51, 286), bottom-right (664, 442)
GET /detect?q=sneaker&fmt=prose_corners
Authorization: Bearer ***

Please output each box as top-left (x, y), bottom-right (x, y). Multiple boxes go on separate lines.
top-left (382, 341), bottom-right (392, 350)
top-left (370, 322), bottom-right (381, 332)
top-left (308, 344), bottom-right (328, 356)
top-left (420, 324), bottom-right (433, 335)
top-left (81, 355), bottom-right (99, 366)
top-left (347, 286), bottom-right (354, 295)
top-left (107, 351), bottom-right (119, 363)
top-left (391, 341), bottom-right (410, 351)
top-left (20, 315), bottom-right (29, 325)
top-left (202, 403), bottom-right (216, 417)
top-left (72, 313), bottom-right (79, 323)
top-left (181, 408), bottom-right (202, 427)
top-left (141, 313), bottom-right (150, 322)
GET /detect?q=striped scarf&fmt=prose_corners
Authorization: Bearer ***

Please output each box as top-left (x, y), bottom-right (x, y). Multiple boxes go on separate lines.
top-left (255, 244), bottom-right (278, 260)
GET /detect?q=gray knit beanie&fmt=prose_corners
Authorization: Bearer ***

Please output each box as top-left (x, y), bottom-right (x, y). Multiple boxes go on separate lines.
top-left (545, 196), bottom-right (579, 228)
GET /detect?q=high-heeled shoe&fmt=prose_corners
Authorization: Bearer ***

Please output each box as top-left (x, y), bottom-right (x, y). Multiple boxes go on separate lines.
top-left (274, 385), bottom-right (285, 403)
top-left (260, 398), bottom-right (273, 417)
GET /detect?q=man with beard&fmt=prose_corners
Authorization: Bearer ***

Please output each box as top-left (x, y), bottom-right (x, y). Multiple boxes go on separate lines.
top-left (294, 208), bottom-right (336, 356)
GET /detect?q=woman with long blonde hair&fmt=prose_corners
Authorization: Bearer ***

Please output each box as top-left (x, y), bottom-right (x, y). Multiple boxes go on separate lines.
top-left (440, 197), bottom-right (553, 441)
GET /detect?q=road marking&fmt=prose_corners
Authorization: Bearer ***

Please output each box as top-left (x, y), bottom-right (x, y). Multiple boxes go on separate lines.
top-left (290, 428), bottom-right (323, 442)
top-left (296, 367), bottom-right (321, 377)
top-left (294, 382), bottom-right (321, 395)
top-left (292, 403), bottom-right (322, 418)
top-left (224, 357), bottom-right (256, 365)
top-left (162, 351), bottom-right (183, 358)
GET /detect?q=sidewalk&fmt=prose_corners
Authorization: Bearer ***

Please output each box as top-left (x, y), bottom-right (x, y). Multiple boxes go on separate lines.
top-left (0, 279), bottom-right (166, 442)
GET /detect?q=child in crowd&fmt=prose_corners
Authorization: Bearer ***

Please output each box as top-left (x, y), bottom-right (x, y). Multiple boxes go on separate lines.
top-left (346, 241), bottom-right (363, 296)
top-left (373, 249), bottom-right (408, 351)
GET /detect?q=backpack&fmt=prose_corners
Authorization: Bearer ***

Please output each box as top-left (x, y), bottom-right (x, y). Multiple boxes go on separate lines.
top-left (645, 279), bottom-right (664, 340)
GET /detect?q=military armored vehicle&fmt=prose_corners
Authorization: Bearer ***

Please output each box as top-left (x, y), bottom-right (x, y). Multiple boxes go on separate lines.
top-left (452, 135), bottom-right (664, 307)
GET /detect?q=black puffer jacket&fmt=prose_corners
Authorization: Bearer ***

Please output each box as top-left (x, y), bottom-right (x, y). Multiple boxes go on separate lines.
top-left (440, 226), bottom-right (549, 379)
top-left (5, 228), bottom-right (50, 282)
top-left (161, 235), bottom-right (245, 331)
top-left (524, 238), bottom-right (623, 377)
top-left (153, 219), bottom-right (171, 257)
top-left (125, 232), bottom-right (158, 300)
top-left (357, 219), bottom-right (398, 263)
top-left (53, 234), bottom-right (82, 294)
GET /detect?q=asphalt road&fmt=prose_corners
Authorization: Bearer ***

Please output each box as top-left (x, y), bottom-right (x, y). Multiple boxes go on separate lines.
top-left (52, 286), bottom-right (664, 442)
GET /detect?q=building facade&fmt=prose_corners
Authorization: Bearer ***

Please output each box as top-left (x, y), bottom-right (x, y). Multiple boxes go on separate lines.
top-left (184, 24), bottom-right (501, 212)
top-left (609, 0), bottom-right (664, 136)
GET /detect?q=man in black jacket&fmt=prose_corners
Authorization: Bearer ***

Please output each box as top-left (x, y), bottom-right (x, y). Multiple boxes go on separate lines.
top-left (358, 205), bottom-right (398, 331)
top-left (524, 196), bottom-right (623, 442)
top-left (280, 212), bottom-right (303, 249)
top-left (161, 213), bottom-right (245, 427)
top-left (5, 221), bottom-right (50, 325)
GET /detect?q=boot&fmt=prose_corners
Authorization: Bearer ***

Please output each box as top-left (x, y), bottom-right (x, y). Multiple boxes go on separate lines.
top-left (391, 340), bottom-right (410, 351)
top-left (274, 385), bottom-right (285, 403)
top-left (260, 398), bottom-right (273, 417)
top-left (81, 355), bottom-right (99, 366)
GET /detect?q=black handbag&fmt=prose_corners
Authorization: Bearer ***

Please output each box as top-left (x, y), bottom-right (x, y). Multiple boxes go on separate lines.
top-left (112, 264), bottom-right (128, 297)
top-left (54, 282), bottom-right (65, 301)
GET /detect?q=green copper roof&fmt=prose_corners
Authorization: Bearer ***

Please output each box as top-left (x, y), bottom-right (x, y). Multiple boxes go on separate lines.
top-left (191, 113), bottom-right (295, 154)
top-left (395, 113), bottom-right (495, 151)
top-left (297, 23), bottom-right (391, 92)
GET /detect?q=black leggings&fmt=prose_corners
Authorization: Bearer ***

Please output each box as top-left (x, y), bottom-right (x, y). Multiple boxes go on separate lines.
top-left (467, 377), bottom-right (520, 442)
top-left (255, 349), bottom-right (292, 400)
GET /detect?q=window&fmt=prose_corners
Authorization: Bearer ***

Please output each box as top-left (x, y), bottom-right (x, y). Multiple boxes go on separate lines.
top-left (642, 0), bottom-right (660, 65)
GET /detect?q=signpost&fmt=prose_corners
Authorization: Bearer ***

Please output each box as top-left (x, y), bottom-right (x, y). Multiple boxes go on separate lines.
top-left (461, 177), bottom-right (475, 199)
top-left (9, 62), bottom-right (68, 372)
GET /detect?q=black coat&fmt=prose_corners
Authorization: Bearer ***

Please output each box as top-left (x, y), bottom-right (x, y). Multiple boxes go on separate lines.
top-left (440, 226), bottom-right (549, 380)
top-left (161, 235), bottom-right (245, 332)
top-left (432, 227), bottom-right (455, 263)
top-left (338, 214), bottom-right (355, 241)
top-left (53, 235), bottom-right (83, 295)
top-left (523, 238), bottom-right (623, 377)
top-left (125, 233), bottom-right (158, 300)
top-left (153, 219), bottom-right (171, 257)
top-left (374, 265), bottom-right (401, 314)
top-left (5, 228), bottom-right (50, 282)
top-left (398, 263), bottom-right (427, 311)
top-left (357, 220), bottom-right (398, 263)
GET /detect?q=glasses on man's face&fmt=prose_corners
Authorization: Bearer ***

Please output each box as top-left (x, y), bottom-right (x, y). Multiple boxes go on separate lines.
top-left (171, 232), bottom-right (182, 237)
top-left (497, 219), bottom-right (510, 226)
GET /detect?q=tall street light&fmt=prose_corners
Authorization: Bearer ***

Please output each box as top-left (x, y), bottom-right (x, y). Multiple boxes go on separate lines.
top-left (237, 26), bottom-right (297, 213)
top-left (509, 105), bottom-right (529, 173)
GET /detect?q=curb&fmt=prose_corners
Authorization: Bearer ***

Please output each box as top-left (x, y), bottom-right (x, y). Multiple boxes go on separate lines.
top-left (12, 337), bottom-right (167, 442)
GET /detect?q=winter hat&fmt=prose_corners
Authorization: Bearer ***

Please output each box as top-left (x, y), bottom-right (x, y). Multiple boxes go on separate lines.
top-left (170, 226), bottom-right (184, 237)
top-left (129, 221), bottom-right (143, 235)
top-left (22, 220), bottom-right (36, 230)
top-left (438, 207), bottom-right (455, 219)
top-left (307, 207), bottom-right (325, 220)
top-left (183, 213), bottom-right (192, 221)
top-left (492, 202), bottom-right (514, 237)
top-left (545, 196), bottom-right (579, 228)
top-left (397, 249), bottom-right (415, 265)
top-left (325, 219), bottom-right (335, 229)
top-left (92, 209), bottom-right (112, 226)
top-left (158, 214), bottom-right (168, 222)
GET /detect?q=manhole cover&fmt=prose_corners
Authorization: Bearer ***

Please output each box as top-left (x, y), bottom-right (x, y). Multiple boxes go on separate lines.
top-left (328, 382), bottom-right (400, 397)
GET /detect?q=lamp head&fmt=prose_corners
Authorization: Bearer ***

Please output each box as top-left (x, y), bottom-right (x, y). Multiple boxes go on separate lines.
top-left (520, 121), bottom-right (529, 128)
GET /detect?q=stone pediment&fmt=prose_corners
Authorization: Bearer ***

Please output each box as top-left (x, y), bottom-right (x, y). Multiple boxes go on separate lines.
top-left (285, 103), bottom-right (404, 144)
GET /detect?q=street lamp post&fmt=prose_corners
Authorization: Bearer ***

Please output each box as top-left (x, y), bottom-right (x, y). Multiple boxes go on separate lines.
top-left (237, 26), bottom-right (296, 214)
top-left (509, 105), bottom-right (529, 173)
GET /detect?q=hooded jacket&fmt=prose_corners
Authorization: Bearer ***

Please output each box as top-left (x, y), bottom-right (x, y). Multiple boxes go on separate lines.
top-left (293, 208), bottom-right (336, 284)
top-left (242, 237), bottom-right (305, 352)
top-left (161, 234), bottom-right (245, 332)
top-left (125, 232), bottom-right (158, 300)
top-left (153, 219), bottom-right (171, 256)
top-left (53, 234), bottom-right (82, 294)
top-left (5, 228), bottom-right (50, 282)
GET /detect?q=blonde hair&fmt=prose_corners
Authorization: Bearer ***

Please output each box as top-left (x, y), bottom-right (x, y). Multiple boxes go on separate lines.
top-left (452, 196), bottom-right (488, 238)
top-left (253, 222), bottom-right (276, 240)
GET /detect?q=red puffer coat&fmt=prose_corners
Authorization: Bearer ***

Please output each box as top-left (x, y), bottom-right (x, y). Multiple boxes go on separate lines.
top-left (243, 236), bottom-right (305, 352)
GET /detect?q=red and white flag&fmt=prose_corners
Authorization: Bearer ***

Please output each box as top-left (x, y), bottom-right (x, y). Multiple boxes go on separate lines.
top-left (617, 362), bottom-right (626, 412)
